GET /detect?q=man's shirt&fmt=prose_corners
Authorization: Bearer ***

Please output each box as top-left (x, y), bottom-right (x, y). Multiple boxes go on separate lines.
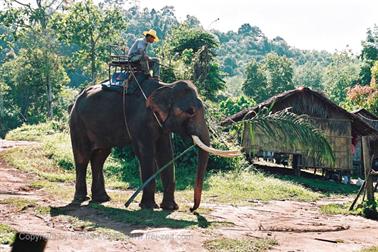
top-left (128, 38), bottom-right (148, 58)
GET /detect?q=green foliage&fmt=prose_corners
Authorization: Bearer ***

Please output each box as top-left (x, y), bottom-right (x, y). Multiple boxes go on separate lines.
top-left (123, 6), bottom-right (179, 47)
top-left (361, 200), bottom-right (378, 220)
top-left (242, 53), bottom-right (294, 103)
top-left (219, 96), bottom-right (256, 116)
top-left (371, 60), bottom-right (378, 86)
top-left (0, 224), bottom-right (16, 245)
top-left (359, 25), bottom-right (378, 84)
top-left (51, 0), bottom-right (127, 83)
top-left (205, 170), bottom-right (321, 203)
top-left (0, 37), bottom-right (69, 135)
top-left (263, 53), bottom-right (295, 95)
top-left (323, 50), bottom-right (360, 104)
top-left (320, 199), bottom-right (378, 221)
top-left (108, 146), bottom-right (140, 188)
top-left (292, 62), bottom-right (324, 90)
top-left (166, 24), bottom-right (219, 55)
top-left (160, 24), bottom-right (225, 100)
top-left (242, 59), bottom-right (267, 101)
top-left (223, 75), bottom-right (244, 97)
top-left (195, 60), bottom-right (226, 100)
top-left (320, 203), bottom-right (354, 215)
top-left (278, 175), bottom-right (358, 195)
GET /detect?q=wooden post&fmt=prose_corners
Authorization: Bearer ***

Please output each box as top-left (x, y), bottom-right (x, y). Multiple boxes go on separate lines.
top-left (293, 154), bottom-right (300, 176)
top-left (362, 136), bottom-right (374, 202)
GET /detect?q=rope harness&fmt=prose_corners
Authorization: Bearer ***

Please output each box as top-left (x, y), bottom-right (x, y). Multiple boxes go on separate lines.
top-left (127, 65), bottom-right (163, 128)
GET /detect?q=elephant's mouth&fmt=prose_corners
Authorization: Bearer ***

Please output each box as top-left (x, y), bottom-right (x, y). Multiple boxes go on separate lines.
top-left (191, 136), bottom-right (241, 157)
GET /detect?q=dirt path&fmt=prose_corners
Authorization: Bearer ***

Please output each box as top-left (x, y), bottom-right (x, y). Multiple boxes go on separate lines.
top-left (1, 140), bottom-right (378, 252)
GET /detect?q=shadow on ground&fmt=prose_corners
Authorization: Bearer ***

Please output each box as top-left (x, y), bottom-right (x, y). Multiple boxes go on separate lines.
top-left (49, 201), bottom-right (228, 237)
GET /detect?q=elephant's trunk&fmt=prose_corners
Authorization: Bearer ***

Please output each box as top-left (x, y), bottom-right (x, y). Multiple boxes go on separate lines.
top-left (190, 123), bottom-right (210, 212)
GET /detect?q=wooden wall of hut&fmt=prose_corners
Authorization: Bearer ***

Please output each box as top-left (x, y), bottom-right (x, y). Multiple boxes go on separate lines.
top-left (243, 91), bottom-right (354, 172)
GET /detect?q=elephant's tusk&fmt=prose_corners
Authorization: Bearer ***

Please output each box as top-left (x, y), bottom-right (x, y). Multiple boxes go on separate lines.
top-left (191, 136), bottom-right (241, 158)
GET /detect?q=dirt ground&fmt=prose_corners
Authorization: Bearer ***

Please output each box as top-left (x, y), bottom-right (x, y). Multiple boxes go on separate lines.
top-left (0, 140), bottom-right (378, 252)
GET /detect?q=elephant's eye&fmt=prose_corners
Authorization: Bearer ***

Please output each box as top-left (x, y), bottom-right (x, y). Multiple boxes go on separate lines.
top-left (186, 107), bottom-right (195, 115)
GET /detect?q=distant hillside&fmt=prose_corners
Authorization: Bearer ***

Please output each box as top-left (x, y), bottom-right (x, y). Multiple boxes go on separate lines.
top-left (123, 6), bottom-right (333, 77)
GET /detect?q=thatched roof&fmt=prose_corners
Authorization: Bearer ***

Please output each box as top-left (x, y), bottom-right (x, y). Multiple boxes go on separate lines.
top-left (221, 87), bottom-right (378, 136)
top-left (352, 108), bottom-right (378, 130)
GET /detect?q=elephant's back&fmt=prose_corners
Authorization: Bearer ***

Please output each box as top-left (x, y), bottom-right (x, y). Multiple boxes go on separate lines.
top-left (71, 85), bottom-right (132, 148)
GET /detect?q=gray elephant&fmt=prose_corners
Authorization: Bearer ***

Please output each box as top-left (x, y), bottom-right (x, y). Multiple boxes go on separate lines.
top-left (69, 75), bottom-right (237, 211)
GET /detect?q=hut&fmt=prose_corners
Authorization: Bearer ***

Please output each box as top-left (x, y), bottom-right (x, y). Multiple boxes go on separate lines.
top-left (352, 108), bottom-right (378, 200)
top-left (222, 87), bottom-right (378, 177)
top-left (352, 109), bottom-right (378, 177)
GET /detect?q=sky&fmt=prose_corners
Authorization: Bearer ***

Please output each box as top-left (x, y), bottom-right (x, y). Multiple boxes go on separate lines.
top-left (130, 0), bottom-right (378, 53)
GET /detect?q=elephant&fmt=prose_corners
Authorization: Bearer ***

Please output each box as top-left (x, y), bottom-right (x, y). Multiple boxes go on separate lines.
top-left (69, 74), bottom-right (237, 211)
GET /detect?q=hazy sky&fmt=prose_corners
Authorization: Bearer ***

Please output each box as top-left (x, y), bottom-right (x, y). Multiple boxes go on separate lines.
top-left (132, 0), bottom-right (377, 53)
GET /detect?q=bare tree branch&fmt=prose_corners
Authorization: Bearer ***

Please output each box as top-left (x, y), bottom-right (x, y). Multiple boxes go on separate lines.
top-left (12, 0), bottom-right (33, 10)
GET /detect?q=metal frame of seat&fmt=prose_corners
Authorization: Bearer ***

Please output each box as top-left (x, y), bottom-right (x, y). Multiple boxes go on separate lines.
top-left (108, 45), bottom-right (144, 84)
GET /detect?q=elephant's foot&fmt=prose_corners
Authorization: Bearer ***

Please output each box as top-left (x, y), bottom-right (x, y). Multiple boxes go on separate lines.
top-left (73, 194), bottom-right (90, 203)
top-left (91, 193), bottom-right (111, 203)
top-left (139, 200), bottom-right (159, 209)
top-left (160, 200), bottom-right (179, 211)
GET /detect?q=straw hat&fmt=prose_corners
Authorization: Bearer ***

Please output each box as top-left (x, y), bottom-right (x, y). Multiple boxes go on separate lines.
top-left (143, 29), bottom-right (159, 42)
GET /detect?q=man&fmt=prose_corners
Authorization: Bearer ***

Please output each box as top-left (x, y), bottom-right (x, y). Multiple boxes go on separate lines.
top-left (128, 29), bottom-right (160, 80)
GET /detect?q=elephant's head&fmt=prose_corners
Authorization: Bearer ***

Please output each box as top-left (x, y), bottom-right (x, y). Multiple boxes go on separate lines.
top-left (146, 81), bottom-right (239, 211)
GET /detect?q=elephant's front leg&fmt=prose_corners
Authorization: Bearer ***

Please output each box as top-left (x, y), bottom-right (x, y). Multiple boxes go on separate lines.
top-left (156, 134), bottom-right (178, 210)
top-left (137, 142), bottom-right (159, 209)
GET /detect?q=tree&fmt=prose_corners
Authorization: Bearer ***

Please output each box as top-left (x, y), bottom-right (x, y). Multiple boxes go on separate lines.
top-left (51, 0), bottom-right (127, 83)
top-left (323, 51), bottom-right (360, 104)
top-left (263, 53), bottom-right (294, 95)
top-left (219, 95), bottom-right (256, 116)
top-left (160, 25), bottom-right (225, 100)
top-left (1, 48), bottom-right (69, 126)
top-left (371, 60), bottom-right (378, 86)
top-left (0, 0), bottom-right (68, 118)
top-left (292, 62), bottom-right (324, 91)
top-left (359, 26), bottom-right (378, 84)
top-left (243, 53), bottom-right (294, 103)
top-left (166, 24), bottom-right (219, 55)
top-left (242, 59), bottom-right (267, 101)
top-left (344, 84), bottom-right (378, 115)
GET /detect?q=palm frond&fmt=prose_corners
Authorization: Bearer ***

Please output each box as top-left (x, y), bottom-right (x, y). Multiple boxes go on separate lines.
top-left (241, 107), bottom-right (335, 166)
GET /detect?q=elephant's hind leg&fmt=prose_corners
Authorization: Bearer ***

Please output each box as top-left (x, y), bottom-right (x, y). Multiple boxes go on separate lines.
top-left (90, 148), bottom-right (111, 203)
top-left (73, 155), bottom-right (90, 203)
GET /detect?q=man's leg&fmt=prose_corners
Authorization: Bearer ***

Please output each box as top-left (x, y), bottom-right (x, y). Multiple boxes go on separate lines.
top-left (130, 55), bottom-right (150, 75)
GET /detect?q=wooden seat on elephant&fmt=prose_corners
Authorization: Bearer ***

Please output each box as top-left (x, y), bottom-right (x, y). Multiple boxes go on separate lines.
top-left (109, 57), bottom-right (142, 73)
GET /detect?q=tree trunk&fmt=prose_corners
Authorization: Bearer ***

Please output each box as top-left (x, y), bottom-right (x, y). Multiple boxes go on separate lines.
top-left (0, 91), bottom-right (3, 117)
top-left (362, 136), bottom-right (374, 202)
top-left (91, 35), bottom-right (96, 84)
top-left (47, 75), bottom-right (53, 119)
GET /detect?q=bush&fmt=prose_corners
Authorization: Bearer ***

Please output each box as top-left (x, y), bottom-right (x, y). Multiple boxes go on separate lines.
top-left (5, 121), bottom-right (67, 141)
top-left (362, 200), bottom-right (378, 220)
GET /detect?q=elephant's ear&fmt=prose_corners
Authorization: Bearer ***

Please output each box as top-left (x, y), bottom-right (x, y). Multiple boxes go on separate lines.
top-left (146, 86), bottom-right (173, 122)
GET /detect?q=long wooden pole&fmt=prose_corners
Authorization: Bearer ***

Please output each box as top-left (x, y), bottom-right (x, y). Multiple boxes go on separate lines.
top-left (362, 136), bottom-right (374, 202)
